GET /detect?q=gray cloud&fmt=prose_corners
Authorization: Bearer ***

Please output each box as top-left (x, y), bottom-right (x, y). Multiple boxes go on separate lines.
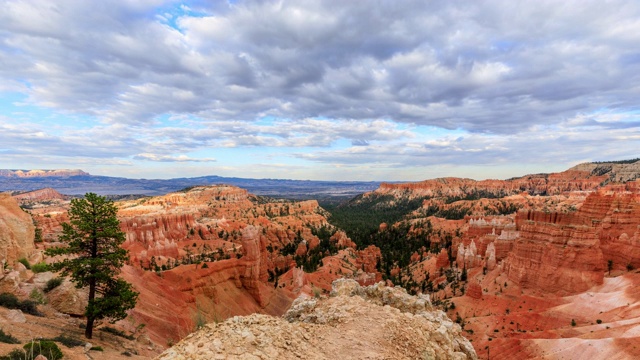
top-left (1, 0), bottom-right (639, 132)
top-left (0, 0), bottom-right (639, 179)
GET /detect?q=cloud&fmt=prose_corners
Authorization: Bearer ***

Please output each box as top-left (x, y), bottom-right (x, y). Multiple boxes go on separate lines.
top-left (0, 0), bottom-right (639, 180)
top-left (0, 0), bottom-right (638, 132)
top-left (293, 113), bottom-right (640, 169)
top-left (133, 153), bottom-right (216, 162)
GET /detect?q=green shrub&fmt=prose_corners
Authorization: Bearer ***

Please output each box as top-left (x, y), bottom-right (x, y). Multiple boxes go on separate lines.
top-left (29, 289), bottom-right (46, 305)
top-left (571, 319), bottom-right (577, 327)
top-left (43, 278), bottom-right (63, 293)
top-left (596, 319), bottom-right (603, 324)
top-left (17, 300), bottom-right (40, 317)
top-left (0, 293), bottom-right (42, 316)
top-left (89, 346), bottom-right (103, 351)
top-left (23, 340), bottom-right (63, 360)
top-left (0, 293), bottom-right (20, 309)
top-left (0, 348), bottom-right (27, 360)
top-left (34, 228), bottom-right (43, 243)
top-left (0, 329), bottom-right (19, 344)
top-left (30, 263), bottom-right (49, 273)
top-left (51, 335), bottom-right (84, 348)
top-left (17, 258), bottom-right (30, 270)
top-left (100, 326), bottom-right (134, 340)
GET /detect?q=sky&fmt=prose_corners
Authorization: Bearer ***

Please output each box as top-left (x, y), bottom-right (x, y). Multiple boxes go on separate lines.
top-left (1, 0), bottom-right (639, 181)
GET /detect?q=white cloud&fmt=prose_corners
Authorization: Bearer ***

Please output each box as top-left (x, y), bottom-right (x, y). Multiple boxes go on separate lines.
top-left (0, 0), bottom-right (639, 179)
top-left (133, 153), bottom-right (216, 162)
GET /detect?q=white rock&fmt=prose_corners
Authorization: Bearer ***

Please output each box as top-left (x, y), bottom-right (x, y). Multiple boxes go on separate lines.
top-left (6, 309), bottom-right (26, 323)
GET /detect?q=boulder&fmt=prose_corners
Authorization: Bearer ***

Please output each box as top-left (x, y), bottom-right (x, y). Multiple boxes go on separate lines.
top-left (31, 272), bottom-right (55, 288)
top-left (46, 280), bottom-right (88, 316)
top-left (0, 271), bottom-right (20, 293)
top-left (5, 309), bottom-right (26, 323)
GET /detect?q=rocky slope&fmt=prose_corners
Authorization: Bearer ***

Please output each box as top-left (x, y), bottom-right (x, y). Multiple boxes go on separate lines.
top-left (158, 279), bottom-right (477, 360)
top-left (569, 160), bottom-right (640, 183)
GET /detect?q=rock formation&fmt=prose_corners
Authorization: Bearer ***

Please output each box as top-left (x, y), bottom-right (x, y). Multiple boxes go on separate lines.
top-left (502, 182), bottom-right (640, 295)
top-left (158, 279), bottom-right (477, 360)
top-left (485, 242), bottom-right (496, 270)
top-left (0, 193), bottom-right (36, 266)
top-left (503, 209), bottom-right (605, 295)
top-left (465, 281), bottom-right (482, 299)
top-left (436, 249), bottom-right (450, 269)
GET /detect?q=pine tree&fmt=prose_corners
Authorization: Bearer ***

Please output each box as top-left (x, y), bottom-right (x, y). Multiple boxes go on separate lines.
top-left (45, 193), bottom-right (138, 339)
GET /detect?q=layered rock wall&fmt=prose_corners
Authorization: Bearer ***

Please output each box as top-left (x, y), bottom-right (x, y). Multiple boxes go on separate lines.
top-left (504, 210), bottom-right (604, 295)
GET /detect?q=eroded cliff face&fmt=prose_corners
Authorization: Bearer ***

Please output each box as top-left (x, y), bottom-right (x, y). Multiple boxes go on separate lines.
top-left (0, 193), bottom-right (35, 266)
top-left (587, 185), bottom-right (640, 270)
top-left (123, 225), bottom-right (297, 345)
top-left (503, 210), bottom-right (605, 295)
top-left (502, 181), bottom-right (640, 295)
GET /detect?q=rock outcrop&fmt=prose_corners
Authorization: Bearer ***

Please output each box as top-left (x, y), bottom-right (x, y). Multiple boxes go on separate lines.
top-left (465, 281), bottom-right (482, 299)
top-left (158, 279), bottom-right (477, 360)
top-left (503, 210), bottom-right (605, 295)
top-left (46, 279), bottom-right (89, 316)
top-left (569, 160), bottom-right (640, 183)
top-left (0, 193), bottom-right (35, 266)
top-left (503, 182), bottom-right (640, 295)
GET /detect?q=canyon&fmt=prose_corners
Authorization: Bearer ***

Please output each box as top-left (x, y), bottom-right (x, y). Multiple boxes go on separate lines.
top-left (0, 160), bottom-right (639, 359)
top-left (5, 185), bottom-right (382, 349)
top-left (361, 162), bottom-right (640, 359)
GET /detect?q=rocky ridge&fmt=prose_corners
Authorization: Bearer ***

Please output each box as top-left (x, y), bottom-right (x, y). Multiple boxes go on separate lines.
top-left (372, 160), bottom-right (640, 202)
top-left (12, 188), bottom-right (67, 202)
top-left (158, 279), bottom-right (477, 360)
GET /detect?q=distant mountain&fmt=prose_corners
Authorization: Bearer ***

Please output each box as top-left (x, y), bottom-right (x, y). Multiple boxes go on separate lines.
top-left (0, 170), bottom-right (380, 200)
top-left (0, 169), bottom-right (88, 177)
